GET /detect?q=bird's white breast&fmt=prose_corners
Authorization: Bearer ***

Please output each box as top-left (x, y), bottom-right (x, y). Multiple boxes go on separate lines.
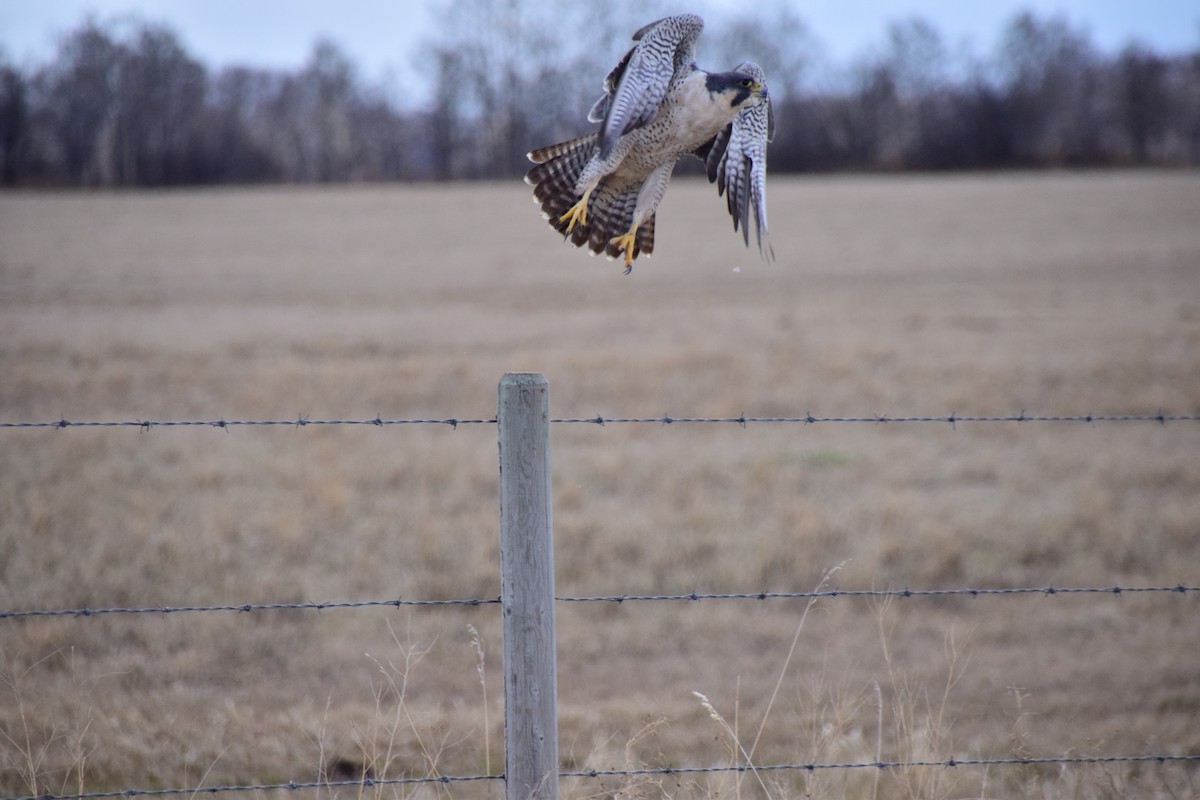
top-left (665, 71), bottom-right (744, 144)
top-left (609, 70), bottom-right (747, 183)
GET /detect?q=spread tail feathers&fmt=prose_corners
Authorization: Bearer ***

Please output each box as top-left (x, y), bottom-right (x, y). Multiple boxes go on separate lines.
top-left (526, 136), bottom-right (655, 262)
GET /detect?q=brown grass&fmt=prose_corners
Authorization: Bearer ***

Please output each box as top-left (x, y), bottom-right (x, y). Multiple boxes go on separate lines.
top-left (1, 171), bottom-right (1199, 798)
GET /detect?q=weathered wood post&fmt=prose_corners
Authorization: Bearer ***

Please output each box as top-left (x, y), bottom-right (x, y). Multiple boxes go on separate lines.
top-left (498, 373), bottom-right (558, 800)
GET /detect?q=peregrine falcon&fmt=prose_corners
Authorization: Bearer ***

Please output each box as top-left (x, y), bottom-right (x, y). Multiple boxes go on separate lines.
top-left (525, 13), bottom-right (775, 273)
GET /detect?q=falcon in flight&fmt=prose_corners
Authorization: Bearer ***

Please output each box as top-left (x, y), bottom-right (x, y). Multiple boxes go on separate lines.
top-left (526, 13), bottom-right (775, 273)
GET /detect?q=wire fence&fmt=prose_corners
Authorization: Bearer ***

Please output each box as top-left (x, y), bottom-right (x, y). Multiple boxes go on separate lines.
top-left (2, 411), bottom-right (1199, 430)
top-left (10, 754), bottom-right (1200, 800)
top-left (3, 403), bottom-right (1198, 799)
top-left (2, 583), bottom-right (1197, 620)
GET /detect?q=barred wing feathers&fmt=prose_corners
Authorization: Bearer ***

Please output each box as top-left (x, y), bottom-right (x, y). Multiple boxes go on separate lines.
top-left (592, 14), bottom-right (705, 158)
top-left (697, 61), bottom-right (775, 261)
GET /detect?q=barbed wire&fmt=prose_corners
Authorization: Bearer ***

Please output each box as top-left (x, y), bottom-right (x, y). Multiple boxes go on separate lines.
top-left (553, 412), bottom-right (1200, 427)
top-left (566, 753), bottom-right (1200, 778)
top-left (3, 584), bottom-right (1195, 621)
top-left (2, 412), bottom-right (1198, 431)
top-left (556, 584), bottom-right (1200, 603)
top-left (2, 772), bottom-right (500, 800)
top-left (0, 596), bottom-right (501, 620)
top-left (0, 416), bottom-right (494, 430)
top-left (7, 754), bottom-right (1198, 800)
top-left (564, 753), bottom-right (1200, 779)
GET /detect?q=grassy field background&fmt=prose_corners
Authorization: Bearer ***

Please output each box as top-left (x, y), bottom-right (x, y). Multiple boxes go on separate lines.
top-left (1, 171), bottom-right (1199, 798)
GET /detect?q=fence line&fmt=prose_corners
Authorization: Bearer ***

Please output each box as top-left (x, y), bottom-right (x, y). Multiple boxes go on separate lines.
top-left (551, 412), bottom-right (1200, 426)
top-left (5, 380), bottom-right (1198, 798)
top-left (3, 584), bottom-right (1197, 621)
top-left (9, 754), bottom-right (1200, 800)
top-left (556, 583), bottom-right (1200, 601)
top-left (567, 754), bottom-right (1200, 776)
top-left (2, 412), bottom-right (1199, 431)
top-left (0, 597), bottom-right (501, 620)
top-left (0, 416), bottom-right (495, 430)
top-left (5, 772), bottom-right (502, 800)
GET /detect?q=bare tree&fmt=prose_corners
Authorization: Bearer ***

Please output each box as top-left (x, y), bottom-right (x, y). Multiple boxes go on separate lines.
top-left (204, 66), bottom-right (285, 182)
top-left (306, 40), bottom-right (357, 181)
top-left (36, 19), bottom-right (124, 184)
top-left (996, 12), bottom-right (1103, 165)
top-left (258, 40), bottom-right (357, 182)
top-left (28, 19), bottom-right (207, 185)
top-left (1114, 43), bottom-right (1170, 162)
top-left (0, 61), bottom-right (29, 183)
top-left (110, 23), bottom-right (206, 184)
top-left (422, 0), bottom-right (560, 177)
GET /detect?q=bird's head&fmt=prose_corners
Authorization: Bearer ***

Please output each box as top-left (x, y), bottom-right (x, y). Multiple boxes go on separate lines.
top-left (706, 70), bottom-right (768, 110)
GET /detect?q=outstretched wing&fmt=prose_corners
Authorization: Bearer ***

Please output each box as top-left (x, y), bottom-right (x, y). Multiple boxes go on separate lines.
top-left (589, 14), bottom-right (705, 158)
top-left (697, 61), bottom-right (775, 261)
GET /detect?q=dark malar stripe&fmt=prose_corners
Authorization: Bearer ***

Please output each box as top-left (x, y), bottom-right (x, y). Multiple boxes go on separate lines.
top-left (705, 72), bottom-right (754, 107)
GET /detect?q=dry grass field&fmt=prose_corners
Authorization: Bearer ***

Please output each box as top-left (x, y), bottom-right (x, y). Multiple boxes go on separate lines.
top-left (2, 171), bottom-right (1199, 798)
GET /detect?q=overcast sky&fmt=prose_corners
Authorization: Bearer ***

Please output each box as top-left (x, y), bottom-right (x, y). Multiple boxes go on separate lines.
top-left (3, 1), bottom-right (1197, 86)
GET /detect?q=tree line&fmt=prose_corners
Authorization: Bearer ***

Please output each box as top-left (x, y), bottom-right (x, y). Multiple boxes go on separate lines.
top-left (1, 3), bottom-right (1198, 187)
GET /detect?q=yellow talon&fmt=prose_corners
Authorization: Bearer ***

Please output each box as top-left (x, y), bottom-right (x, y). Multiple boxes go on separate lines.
top-left (610, 230), bottom-right (638, 272)
top-left (559, 190), bottom-right (591, 232)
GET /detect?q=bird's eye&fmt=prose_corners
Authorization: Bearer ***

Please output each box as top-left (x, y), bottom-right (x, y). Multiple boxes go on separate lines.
top-left (740, 79), bottom-right (753, 88)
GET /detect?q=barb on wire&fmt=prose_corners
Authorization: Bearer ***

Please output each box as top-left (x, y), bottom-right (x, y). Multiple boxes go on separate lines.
top-left (2, 412), bottom-right (1198, 431)
top-left (2, 584), bottom-right (1194, 621)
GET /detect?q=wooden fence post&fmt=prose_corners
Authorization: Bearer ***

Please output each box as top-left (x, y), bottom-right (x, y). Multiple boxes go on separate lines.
top-left (498, 373), bottom-right (558, 800)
